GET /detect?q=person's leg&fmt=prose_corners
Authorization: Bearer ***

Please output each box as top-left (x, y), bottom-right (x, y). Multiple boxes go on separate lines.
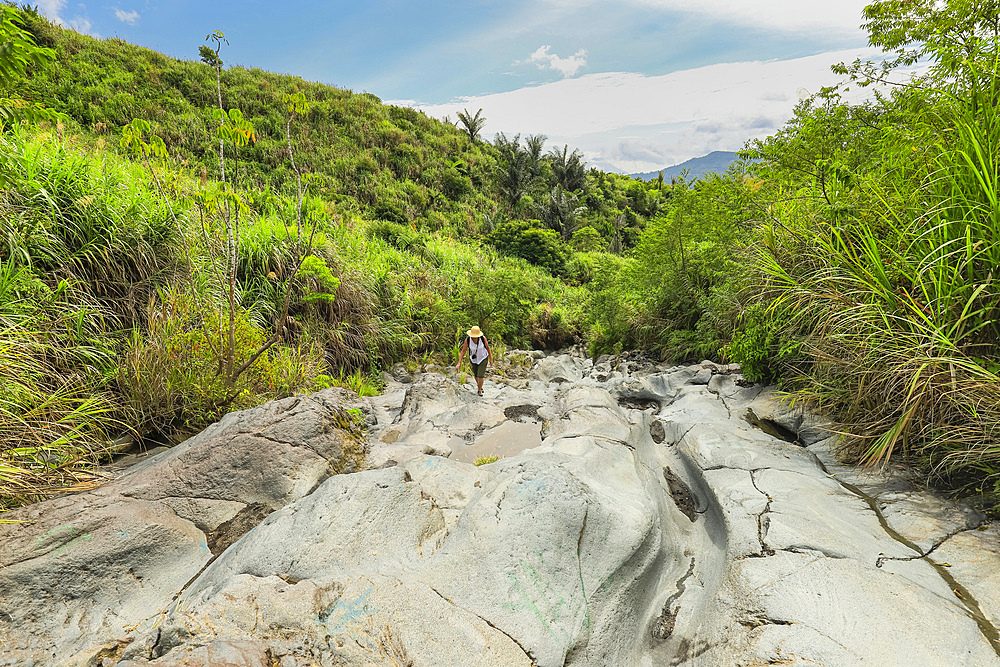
top-left (472, 361), bottom-right (485, 394)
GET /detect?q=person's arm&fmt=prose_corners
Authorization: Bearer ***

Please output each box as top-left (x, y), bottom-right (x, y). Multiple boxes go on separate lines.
top-left (456, 339), bottom-right (468, 370)
top-left (485, 336), bottom-right (494, 366)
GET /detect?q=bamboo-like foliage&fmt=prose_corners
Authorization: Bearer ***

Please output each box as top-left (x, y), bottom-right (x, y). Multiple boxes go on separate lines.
top-left (750, 82), bottom-right (1000, 481)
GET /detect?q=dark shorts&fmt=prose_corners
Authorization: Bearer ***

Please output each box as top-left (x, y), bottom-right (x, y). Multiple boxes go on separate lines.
top-left (470, 360), bottom-right (488, 378)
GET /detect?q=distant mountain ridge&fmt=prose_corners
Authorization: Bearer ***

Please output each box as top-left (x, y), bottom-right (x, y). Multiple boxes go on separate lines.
top-left (631, 150), bottom-right (739, 181)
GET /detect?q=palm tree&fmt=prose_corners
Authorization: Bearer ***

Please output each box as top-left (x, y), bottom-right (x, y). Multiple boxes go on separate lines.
top-left (524, 134), bottom-right (547, 179)
top-left (537, 185), bottom-right (586, 239)
top-left (548, 144), bottom-right (587, 192)
top-left (494, 132), bottom-right (536, 211)
top-left (456, 108), bottom-right (487, 143)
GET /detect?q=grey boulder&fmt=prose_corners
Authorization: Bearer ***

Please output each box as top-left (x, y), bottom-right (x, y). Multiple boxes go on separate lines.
top-left (0, 391), bottom-right (365, 666)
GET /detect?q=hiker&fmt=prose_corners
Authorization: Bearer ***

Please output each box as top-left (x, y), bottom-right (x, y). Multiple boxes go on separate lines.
top-left (456, 325), bottom-right (493, 396)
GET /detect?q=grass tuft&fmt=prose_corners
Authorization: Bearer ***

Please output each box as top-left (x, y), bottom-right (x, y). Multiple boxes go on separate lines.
top-left (474, 455), bottom-right (500, 466)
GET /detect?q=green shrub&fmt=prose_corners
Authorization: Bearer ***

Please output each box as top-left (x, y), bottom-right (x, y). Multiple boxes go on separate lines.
top-left (723, 304), bottom-right (796, 384)
top-left (365, 219), bottom-right (437, 264)
top-left (441, 163), bottom-right (473, 200)
top-left (486, 219), bottom-right (569, 276)
top-left (526, 302), bottom-right (576, 350)
top-left (119, 287), bottom-right (325, 435)
top-left (570, 226), bottom-right (602, 252)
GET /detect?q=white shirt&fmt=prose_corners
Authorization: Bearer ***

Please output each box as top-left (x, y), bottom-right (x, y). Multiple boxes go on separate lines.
top-left (469, 337), bottom-right (489, 364)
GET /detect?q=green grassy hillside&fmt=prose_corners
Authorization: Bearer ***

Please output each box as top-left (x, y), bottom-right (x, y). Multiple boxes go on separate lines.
top-left (15, 10), bottom-right (500, 236)
top-left (3, 1), bottom-right (1000, 514)
top-left (0, 9), bottom-right (607, 508)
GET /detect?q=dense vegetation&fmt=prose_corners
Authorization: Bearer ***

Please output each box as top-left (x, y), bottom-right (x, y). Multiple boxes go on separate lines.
top-left (734, 2), bottom-right (1000, 497)
top-left (2, 0), bottom-right (999, 513)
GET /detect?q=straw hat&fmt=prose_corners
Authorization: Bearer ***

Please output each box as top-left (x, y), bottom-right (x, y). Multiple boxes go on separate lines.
top-left (467, 325), bottom-right (483, 338)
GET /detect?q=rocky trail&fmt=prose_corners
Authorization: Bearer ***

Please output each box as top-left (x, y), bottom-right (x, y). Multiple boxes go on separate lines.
top-left (3, 351), bottom-right (1000, 666)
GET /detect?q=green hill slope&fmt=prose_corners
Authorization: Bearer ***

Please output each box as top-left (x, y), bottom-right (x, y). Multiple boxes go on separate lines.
top-left (0, 10), bottom-right (612, 507)
top-left (16, 11), bottom-right (498, 234)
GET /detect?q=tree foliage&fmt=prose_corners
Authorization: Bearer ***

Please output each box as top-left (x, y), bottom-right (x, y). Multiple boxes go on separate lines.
top-left (549, 144), bottom-right (587, 192)
top-left (0, 6), bottom-right (61, 127)
top-left (732, 0), bottom-right (1000, 499)
top-left (858, 0), bottom-right (1000, 104)
top-left (486, 219), bottom-right (569, 276)
top-left (456, 107), bottom-right (486, 143)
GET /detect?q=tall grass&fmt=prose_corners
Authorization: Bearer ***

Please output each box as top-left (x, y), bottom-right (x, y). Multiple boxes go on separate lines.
top-left (0, 132), bottom-right (169, 509)
top-left (750, 89), bottom-right (1000, 485)
top-left (0, 259), bottom-right (126, 509)
top-left (118, 286), bottom-right (325, 433)
top-left (1, 129), bottom-right (177, 327)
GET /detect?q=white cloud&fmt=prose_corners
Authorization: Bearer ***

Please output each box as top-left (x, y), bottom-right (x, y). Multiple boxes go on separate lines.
top-left (114, 8), bottom-right (140, 25)
top-left (35, 0), bottom-right (99, 36)
top-left (393, 47), bottom-right (888, 173)
top-left (68, 16), bottom-right (95, 35)
top-left (528, 45), bottom-right (588, 78)
top-left (630, 0), bottom-right (871, 35)
top-left (35, 0), bottom-right (67, 21)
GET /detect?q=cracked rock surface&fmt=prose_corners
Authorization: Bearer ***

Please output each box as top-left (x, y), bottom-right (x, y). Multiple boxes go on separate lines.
top-left (0, 391), bottom-right (365, 666)
top-left (2, 353), bottom-right (1000, 666)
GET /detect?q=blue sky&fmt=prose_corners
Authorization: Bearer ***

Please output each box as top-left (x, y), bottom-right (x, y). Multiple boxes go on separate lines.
top-left (38, 0), bottom-right (880, 173)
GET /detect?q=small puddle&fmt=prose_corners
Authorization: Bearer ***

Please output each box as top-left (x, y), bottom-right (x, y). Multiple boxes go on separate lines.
top-left (451, 421), bottom-right (543, 464)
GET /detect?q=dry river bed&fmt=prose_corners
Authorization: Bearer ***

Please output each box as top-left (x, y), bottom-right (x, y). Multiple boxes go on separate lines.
top-left (2, 350), bottom-right (1000, 666)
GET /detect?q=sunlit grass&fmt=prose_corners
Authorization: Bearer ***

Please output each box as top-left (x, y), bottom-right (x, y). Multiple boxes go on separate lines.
top-left (0, 268), bottom-right (129, 509)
